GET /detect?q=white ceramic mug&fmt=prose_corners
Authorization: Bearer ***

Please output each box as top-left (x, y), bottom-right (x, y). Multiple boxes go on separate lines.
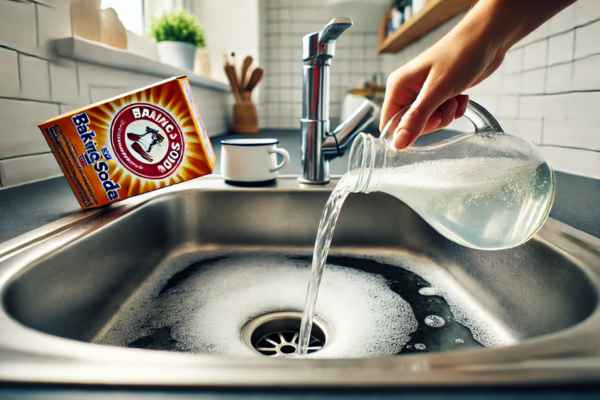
top-left (220, 138), bottom-right (290, 184)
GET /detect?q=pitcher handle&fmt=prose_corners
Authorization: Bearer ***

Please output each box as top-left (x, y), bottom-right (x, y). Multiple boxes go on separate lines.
top-left (463, 100), bottom-right (504, 134)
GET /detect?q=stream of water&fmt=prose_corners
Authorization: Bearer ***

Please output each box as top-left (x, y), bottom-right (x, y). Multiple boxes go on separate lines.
top-left (297, 175), bottom-right (354, 354)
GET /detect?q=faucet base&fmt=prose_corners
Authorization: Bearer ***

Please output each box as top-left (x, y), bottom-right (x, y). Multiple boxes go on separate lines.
top-left (297, 176), bottom-right (330, 185)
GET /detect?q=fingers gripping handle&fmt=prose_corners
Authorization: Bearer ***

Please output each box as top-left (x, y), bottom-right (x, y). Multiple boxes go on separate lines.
top-left (380, 100), bottom-right (504, 143)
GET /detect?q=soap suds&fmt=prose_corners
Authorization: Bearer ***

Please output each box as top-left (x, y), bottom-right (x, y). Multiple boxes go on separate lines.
top-left (98, 254), bottom-right (418, 358)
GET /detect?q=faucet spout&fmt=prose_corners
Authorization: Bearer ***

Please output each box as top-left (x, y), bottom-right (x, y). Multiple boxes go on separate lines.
top-left (322, 100), bottom-right (380, 160)
top-left (319, 17), bottom-right (353, 44)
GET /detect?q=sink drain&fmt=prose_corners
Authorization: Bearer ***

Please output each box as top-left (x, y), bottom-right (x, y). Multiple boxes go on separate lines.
top-left (241, 311), bottom-right (327, 357)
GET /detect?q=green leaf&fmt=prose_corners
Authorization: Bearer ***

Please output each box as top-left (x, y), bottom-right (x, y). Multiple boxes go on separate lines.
top-left (150, 9), bottom-right (205, 48)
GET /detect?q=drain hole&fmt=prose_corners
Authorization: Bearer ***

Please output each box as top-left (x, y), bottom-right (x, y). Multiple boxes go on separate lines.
top-left (242, 312), bottom-right (327, 357)
top-left (280, 344), bottom-right (296, 354)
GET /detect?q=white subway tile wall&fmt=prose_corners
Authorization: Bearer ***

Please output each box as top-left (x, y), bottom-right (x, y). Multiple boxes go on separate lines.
top-left (547, 31), bottom-right (573, 65)
top-left (48, 59), bottom-right (79, 104)
top-left (470, 0), bottom-right (600, 178)
top-left (523, 40), bottom-right (548, 70)
top-left (0, 48), bottom-right (19, 97)
top-left (0, 0), bottom-right (36, 53)
top-left (378, 1), bottom-right (599, 179)
top-left (0, 0), bottom-right (228, 188)
top-left (19, 54), bottom-right (51, 101)
top-left (0, 153), bottom-right (61, 187)
top-left (259, 0), bottom-right (383, 129)
top-left (0, 98), bottom-right (58, 158)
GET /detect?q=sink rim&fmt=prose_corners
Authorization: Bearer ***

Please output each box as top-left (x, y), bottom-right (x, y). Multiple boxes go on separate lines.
top-left (0, 176), bottom-right (599, 387)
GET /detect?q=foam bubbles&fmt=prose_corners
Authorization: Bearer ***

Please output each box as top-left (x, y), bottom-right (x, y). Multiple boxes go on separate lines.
top-left (418, 286), bottom-right (440, 296)
top-left (95, 249), bottom-right (517, 358)
top-left (424, 315), bottom-right (446, 328)
top-left (414, 343), bottom-right (427, 351)
top-left (97, 254), bottom-right (418, 358)
top-left (371, 253), bottom-right (517, 348)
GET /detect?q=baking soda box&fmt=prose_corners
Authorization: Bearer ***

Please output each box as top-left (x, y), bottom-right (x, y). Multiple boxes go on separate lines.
top-left (38, 76), bottom-right (215, 209)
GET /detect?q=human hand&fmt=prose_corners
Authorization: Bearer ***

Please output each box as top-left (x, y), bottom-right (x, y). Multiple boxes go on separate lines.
top-left (381, 28), bottom-right (503, 149)
top-left (380, 0), bottom-right (574, 149)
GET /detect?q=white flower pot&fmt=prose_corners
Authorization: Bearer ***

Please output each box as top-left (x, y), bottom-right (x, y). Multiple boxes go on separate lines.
top-left (157, 41), bottom-right (197, 71)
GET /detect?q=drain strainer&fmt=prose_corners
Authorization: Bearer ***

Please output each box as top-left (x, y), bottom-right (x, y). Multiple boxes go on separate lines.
top-left (241, 311), bottom-right (327, 357)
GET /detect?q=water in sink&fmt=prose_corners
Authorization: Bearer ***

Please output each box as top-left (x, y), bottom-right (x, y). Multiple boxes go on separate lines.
top-left (96, 253), bottom-right (509, 357)
top-left (297, 156), bottom-right (553, 354)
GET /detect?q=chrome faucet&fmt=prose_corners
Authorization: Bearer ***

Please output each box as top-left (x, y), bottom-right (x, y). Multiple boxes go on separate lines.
top-left (300, 17), bottom-right (380, 184)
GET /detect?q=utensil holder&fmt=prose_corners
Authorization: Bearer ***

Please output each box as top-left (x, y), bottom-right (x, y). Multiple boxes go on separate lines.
top-left (231, 101), bottom-right (259, 134)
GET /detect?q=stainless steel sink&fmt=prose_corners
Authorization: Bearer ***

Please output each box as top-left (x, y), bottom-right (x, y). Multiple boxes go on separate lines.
top-left (0, 176), bottom-right (599, 387)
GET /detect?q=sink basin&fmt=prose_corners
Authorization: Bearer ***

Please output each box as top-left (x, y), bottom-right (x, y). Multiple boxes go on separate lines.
top-left (0, 176), bottom-right (599, 386)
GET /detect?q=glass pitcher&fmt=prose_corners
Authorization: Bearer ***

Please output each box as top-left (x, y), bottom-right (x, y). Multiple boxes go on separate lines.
top-left (345, 100), bottom-right (555, 250)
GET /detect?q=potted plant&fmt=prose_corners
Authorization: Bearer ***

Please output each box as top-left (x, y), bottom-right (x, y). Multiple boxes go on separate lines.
top-left (151, 10), bottom-right (205, 71)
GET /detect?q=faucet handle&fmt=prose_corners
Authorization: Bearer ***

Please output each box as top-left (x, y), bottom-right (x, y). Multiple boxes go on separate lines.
top-left (319, 17), bottom-right (353, 44)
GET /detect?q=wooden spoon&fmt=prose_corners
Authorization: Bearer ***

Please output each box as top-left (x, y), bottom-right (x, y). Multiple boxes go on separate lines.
top-left (240, 55), bottom-right (254, 89)
top-left (245, 67), bottom-right (264, 93)
top-left (224, 64), bottom-right (242, 103)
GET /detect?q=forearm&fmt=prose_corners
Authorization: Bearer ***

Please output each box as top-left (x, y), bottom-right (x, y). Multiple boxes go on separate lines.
top-left (455, 0), bottom-right (576, 54)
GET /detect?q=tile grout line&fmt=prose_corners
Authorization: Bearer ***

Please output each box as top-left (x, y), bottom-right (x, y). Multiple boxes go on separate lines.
top-left (0, 152), bottom-right (53, 162)
top-left (510, 16), bottom-right (600, 51)
top-left (542, 38), bottom-right (549, 94)
top-left (15, 53), bottom-right (22, 93)
top-left (34, 3), bottom-right (40, 48)
top-left (537, 144), bottom-right (600, 154)
top-left (75, 62), bottom-right (81, 97)
top-left (502, 49), bottom-right (600, 77)
top-left (0, 45), bottom-right (48, 62)
top-left (570, 23), bottom-right (577, 89)
top-left (47, 58), bottom-right (53, 101)
top-left (0, 95), bottom-right (61, 105)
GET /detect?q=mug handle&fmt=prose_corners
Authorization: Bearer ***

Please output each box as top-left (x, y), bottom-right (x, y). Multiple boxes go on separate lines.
top-left (269, 147), bottom-right (290, 172)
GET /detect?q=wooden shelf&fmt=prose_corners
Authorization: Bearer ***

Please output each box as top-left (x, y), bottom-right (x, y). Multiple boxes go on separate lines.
top-left (379, 0), bottom-right (475, 54)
